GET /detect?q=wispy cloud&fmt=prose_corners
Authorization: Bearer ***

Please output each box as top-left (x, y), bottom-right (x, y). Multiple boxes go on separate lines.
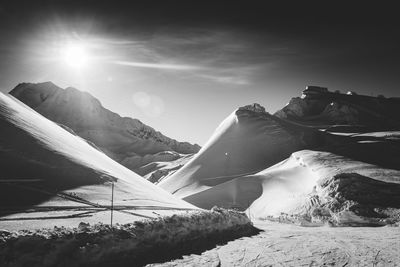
top-left (197, 74), bottom-right (250, 85)
top-left (113, 60), bottom-right (201, 70)
top-left (90, 28), bottom-right (289, 85)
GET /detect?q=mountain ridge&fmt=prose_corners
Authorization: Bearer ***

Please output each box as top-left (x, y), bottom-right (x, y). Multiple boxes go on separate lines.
top-left (274, 86), bottom-right (400, 129)
top-left (9, 82), bottom-right (201, 174)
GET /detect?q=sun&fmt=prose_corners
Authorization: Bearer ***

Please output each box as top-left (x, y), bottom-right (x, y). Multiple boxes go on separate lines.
top-left (61, 43), bottom-right (89, 69)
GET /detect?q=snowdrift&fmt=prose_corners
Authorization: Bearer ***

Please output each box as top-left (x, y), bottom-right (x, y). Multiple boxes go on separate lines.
top-left (0, 92), bottom-right (194, 227)
top-left (186, 150), bottom-right (400, 225)
top-left (184, 153), bottom-right (316, 213)
top-left (0, 208), bottom-right (258, 267)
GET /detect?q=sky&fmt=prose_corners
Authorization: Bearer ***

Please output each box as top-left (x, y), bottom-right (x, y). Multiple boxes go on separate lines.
top-left (0, 1), bottom-right (399, 145)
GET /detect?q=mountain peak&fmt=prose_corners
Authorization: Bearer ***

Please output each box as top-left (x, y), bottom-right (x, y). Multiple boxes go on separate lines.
top-left (10, 82), bottom-right (62, 108)
top-left (238, 103), bottom-right (266, 114)
top-left (13, 81), bottom-right (60, 92)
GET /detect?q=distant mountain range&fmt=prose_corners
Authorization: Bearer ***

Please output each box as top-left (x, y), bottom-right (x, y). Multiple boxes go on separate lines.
top-left (4, 83), bottom-right (400, 226)
top-left (9, 82), bottom-right (200, 179)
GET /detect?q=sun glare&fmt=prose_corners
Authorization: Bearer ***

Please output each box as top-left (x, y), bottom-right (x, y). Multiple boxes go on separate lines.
top-left (61, 44), bottom-right (89, 69)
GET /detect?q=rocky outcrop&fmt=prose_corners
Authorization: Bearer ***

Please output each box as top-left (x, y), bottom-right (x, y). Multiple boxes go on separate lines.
top-left (9, 82), bottom-right (200, 173)
top-left (322, 102), bottom-right (359, 124)
top-left (147, 168), bottom-right (178, 183)
top-left (303, 85), bottom-right (328, 94)
top-left (238, 103), bottom-right (266, 113)
top-left (274, 97), bottom-right (323, 118)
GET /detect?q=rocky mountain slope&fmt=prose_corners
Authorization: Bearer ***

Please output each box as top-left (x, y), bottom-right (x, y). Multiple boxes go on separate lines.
top-left (9, 82), bottom-right (200, 178)
top-left (0, 92), bottom-right (195, 229)
top-left (275, 86), bottom-right (400, 130)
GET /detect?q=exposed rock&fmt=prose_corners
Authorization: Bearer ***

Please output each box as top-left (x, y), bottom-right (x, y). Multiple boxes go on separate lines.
top-left (303, 85), bottom-right (328, 95)
top-left (275, 97), bottom-right (317, 118)
top-left (238, 103), bottom-right (266, 113)
top-left (148, 169), bottom-right (172, 183)
top-left (322, 102), bottom-right (359, 124)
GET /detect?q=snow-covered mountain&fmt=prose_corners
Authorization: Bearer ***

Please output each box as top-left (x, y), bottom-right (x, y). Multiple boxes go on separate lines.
top-left (159, 103), bottom-right (331, 197)
top-left (0, 92), bottom-right (195, 228)
top-left (9, 82), bottom-right (200, 178)
top-left (160, 89), bottom-right (400, 225)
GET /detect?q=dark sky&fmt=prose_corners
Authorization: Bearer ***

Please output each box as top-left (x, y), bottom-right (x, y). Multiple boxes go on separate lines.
top-left (0, 1), bottom-right (399, 144)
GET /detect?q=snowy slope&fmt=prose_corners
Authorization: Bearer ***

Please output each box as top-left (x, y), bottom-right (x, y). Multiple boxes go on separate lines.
top-left (185, 150), bottom-right (400, 225)
top-left (0, 92), bottom-right (194, 222)
top-left (159, 104), bottom-right (326, 197)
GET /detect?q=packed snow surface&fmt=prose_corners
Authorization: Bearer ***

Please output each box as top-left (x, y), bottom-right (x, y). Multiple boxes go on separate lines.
top-left (152, 220), bottom-right (400, 266)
